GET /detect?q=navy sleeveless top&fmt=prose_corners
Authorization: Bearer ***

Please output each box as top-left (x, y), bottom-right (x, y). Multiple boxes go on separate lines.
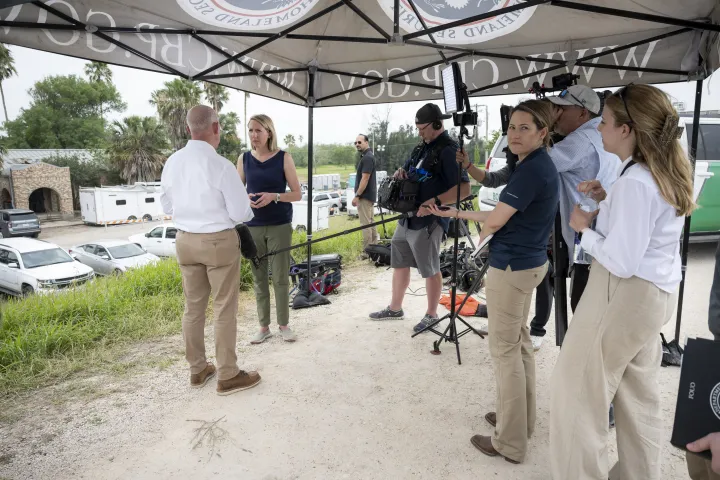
top-left (242, 150), bottom-right (293, 227)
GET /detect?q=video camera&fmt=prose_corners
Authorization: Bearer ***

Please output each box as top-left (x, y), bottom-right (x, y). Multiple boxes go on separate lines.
top-left (529, 72), bottom-right (580, 99)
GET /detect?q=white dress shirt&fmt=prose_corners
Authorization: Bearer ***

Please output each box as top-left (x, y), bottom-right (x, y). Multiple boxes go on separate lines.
top-left (580, 157), bottom-right (684, 293)
top-left (160, 140), bottom-right (254, 233)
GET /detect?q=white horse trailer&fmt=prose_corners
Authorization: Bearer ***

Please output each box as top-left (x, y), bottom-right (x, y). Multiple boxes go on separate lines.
top-left (291, 200), bottom-right (329, 233)
top-left (80, 183), bottom-right (165, 225)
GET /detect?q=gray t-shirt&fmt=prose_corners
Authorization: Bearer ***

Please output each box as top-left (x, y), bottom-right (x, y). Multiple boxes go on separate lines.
top-left (355, 149), bottom-right (376, 202)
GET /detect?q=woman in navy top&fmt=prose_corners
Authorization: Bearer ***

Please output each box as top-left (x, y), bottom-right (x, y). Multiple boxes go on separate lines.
top-left (237, 114), bottom-right (302, 344)
top-left (428, 99), bottom-right (559, 465)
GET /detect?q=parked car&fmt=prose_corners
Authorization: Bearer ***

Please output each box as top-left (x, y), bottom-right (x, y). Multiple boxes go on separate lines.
top-left (340, 192), bottom-right (347, 211)
top-left (69, 240), bottom-right (159, 275)
top-left (0, 209), bottom-right (41, 239)
top-left (0, 237), bottom-right (94, 296)
top-left (128, 223), bottom-right (178, 257)
top-left (478, 130), bottom-right (718, 240)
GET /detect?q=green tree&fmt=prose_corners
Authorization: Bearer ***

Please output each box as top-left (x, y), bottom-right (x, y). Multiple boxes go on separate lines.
top-left (284, 134), bottom-right (296, 148)
top-left (46, 154), bottom-right (122, 210)
top-left (287, 145), bottom-right (307, 167)
top-left (4, 75), bottom-right (125, 149)
top-left (107, 116), bottom-right (169, 184)
top-left (150, 79), bottom-right (202, 151)
top-left (84, 61), bottom-right (112, 84)
top-left (0, 44), bottom-right (17, 123)
top-left (243, 91), bottom-right (250, 147)
top-left (217, 112), bottom-right (245, 164)
top-left (485, 130), bottom-right (501, 154)
top-left (203, 82), bottom-right (229, 113)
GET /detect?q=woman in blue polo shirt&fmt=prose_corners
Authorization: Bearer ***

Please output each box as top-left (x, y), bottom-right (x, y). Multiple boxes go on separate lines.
top-left (428, 99), bottom-right (559, 465)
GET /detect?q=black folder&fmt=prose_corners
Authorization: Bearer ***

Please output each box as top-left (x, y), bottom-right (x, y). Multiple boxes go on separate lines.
top-left (670, 337), bottom-right (720, 460)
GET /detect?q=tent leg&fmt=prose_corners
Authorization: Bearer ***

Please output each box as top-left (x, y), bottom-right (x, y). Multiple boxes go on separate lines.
top-left (675, 78), bottom-right (703, 342)
top-left (306, 74), bottom-right (315, 294)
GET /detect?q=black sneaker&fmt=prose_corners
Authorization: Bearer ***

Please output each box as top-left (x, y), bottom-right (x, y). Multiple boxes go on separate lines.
top-left (413, 314), bottom-right (439, 333)
top-left (369, 307), bottom-right (404, 320)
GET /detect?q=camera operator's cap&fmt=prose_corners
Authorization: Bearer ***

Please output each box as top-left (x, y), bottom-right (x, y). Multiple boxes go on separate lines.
top-left (415, 103), bottom-right (452, 124)
top-left (547, 85), bottom-right (601, 115)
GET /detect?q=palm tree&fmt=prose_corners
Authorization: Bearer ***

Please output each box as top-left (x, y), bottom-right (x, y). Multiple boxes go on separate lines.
top-left (84, 61), bottom-right (112, 84)
top-left (108, 116), bottom-right (169, 184)
top-left (0, 44), bottom-right (17, 123)
top-left (150, 79), bottom-right (202, 151)
top-left (203, 82), bottom-right (229, 113)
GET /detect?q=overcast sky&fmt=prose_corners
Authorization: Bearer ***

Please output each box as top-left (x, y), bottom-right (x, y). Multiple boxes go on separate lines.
top-left (5, 45), bottom-right (720, 149)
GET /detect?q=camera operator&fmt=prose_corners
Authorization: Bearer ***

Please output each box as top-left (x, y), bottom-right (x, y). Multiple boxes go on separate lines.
top-left (160, 105), bottom-right (261, 396)
top-left (368, 103), bottom-right (470, 333)
top-left (459, 85), bottom-right (620, 351)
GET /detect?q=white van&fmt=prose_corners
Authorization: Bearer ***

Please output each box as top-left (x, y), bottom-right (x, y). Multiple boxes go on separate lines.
top-left (477, 136), bottom-right (508, 212)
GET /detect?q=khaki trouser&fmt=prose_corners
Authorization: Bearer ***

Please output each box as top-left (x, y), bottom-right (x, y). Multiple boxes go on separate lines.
top-left (176, 229), bottom-right (240, 382)
top-left (486, 262), bottom-right (548, 463)
top-left (550, 261), bottom-right (677, 480)
top-left (357, 198), bottom-right (379, 250)
top-left (688, 451), bottom-right (720, 480)
top-left (248, 224), bottom-right (292, 327)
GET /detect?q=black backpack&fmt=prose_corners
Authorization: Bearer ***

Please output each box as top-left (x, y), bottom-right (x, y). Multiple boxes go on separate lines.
top-left (365, 243), bottom-right (391, 267)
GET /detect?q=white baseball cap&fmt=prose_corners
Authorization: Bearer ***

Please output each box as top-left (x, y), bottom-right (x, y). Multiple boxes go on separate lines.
top-left (547, 85), bottom-right (601, 115)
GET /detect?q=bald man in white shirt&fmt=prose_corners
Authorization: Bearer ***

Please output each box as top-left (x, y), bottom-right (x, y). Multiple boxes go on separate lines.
top-left (161, 105), bottom-right (261, 396)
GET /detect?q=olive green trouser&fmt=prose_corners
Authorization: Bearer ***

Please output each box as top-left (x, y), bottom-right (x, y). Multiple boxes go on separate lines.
top-left (248, 224), bottom-right (292, 328)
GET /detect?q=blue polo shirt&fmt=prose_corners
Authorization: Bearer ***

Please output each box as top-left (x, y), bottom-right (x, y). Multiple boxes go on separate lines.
top-left (489, 147), bottom-right (559, 271)
top-left (400, 132), bottom-right (470, 231)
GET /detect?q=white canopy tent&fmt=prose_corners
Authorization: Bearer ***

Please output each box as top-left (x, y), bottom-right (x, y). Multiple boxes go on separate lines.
top-left (2, 0), bottom-right (718, 343)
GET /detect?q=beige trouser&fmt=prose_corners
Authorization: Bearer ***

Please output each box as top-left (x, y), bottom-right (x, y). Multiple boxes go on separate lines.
top-left (550, 261), bottom-right (677, 480)
top-left (176, 229), bottom-right (241, 381)
top-left (688, 452), bottom-right (720, 480)
top-left (357, 198), bottom-right (379, 249)
top-left (486, 263), bottom-right (548, 463)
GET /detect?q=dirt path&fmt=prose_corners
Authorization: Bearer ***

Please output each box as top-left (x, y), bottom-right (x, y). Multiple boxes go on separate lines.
top-left (1, 243), bottom-right (717, 480)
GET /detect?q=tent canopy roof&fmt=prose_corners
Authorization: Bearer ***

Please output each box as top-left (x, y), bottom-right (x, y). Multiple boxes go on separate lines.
top-left (1, 0), bottom-right (719, 107)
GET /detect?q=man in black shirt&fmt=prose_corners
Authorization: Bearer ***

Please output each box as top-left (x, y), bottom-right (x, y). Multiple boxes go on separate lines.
top-left (369, 103), bottom-right (471, 333)
top-left (354, 134), bottom-right (378, 255)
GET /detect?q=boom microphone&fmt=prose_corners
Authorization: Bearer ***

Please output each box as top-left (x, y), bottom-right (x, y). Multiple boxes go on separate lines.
top-left (235, 223), bottom-right (261, 268)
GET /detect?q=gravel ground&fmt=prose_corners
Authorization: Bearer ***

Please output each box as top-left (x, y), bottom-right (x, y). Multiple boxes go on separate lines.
top-left (0, 242), bottom-right (717, 480)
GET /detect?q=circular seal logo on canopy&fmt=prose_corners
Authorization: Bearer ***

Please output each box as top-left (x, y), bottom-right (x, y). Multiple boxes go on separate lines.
top-left (177, 0), bottom-right (320, 31)
top-left (379, 0), bottom-right (537, 45)
top-left (711, 382), bottom-right (720, 421)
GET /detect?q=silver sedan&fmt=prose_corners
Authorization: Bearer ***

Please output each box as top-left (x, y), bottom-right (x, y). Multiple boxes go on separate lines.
top-left (68, 240), bottom-right (159, 276)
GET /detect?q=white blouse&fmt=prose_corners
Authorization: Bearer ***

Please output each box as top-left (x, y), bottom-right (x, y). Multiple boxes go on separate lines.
top-left (580, 157), bottom-right (684, 293)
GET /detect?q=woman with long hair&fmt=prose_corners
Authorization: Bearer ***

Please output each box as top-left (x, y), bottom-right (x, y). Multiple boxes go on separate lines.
top-left (237, 114), bottom-right (302, 344)
top-left (428, 99), bottom-right (559, 465)
top-left (550, 84), bottom-right (695, 480)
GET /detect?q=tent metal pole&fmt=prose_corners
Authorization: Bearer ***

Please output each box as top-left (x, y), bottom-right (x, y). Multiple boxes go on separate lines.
top-left (404, 0), bottom-right (550, 40)
top-left (341, 0), bottom-right (391, 40)
top-left (405, 0), bottom-right (448, 63)
top-left (316, 80), bottom-right (382, 103)
top-left (675, 79), bottom-right (703, 342)
top-left (393, 0), bottom-right (400, 37)
top-left (389, 53), bottom-right (468, 80)
top-left (306, 70), bottom-right (316, 294)
top-left (550, 0), bottom-right (720, 33)
top-left (199, 67), bottom-right (309, 81)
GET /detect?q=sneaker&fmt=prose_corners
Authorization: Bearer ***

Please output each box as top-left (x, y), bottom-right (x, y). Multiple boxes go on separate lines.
top-left (279, 327), bottom-right (297, 342)
top-left (250, 329), bottom-right (272, 344)
top-left (369, 307), bottom-right (404, 320)
top-left (216, 370), bottom-right (262, 396)
top-left (531, 335), bottom-right (544, 351)
top-left (190, 362), bottom-right (216, 389)
top-left (413, 314), bottom-right (439, 333)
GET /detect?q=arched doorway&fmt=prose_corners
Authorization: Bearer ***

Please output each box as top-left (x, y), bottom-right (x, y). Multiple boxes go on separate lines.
top-left (1, 189), bottom-right (11, 209)
top-left (28, 188), bottom-right (61, 214)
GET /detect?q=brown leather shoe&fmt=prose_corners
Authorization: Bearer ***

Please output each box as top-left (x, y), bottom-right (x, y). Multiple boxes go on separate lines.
top-left (485, 412), bottom-right (496, 428)
top-left (470, 435), bottom-right (520, 464)
top-left (190, 363), bottom-right (216, 389)
top-left (216, 370), bottom-right (262, 396)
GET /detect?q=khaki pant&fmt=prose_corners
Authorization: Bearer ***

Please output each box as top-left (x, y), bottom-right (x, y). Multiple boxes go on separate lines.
top-left (357, 198), bottom-right (378, 250)
top-left (176, 229), bottom-right (240, 381)
top-left (248, 224), bottom-right (292, 327)
top-left (688, 451), bottom-right (720, 480)
top-left (550, 261), bottom-right (677, 480)
top-left (486, 263), bottom-right (548, 463)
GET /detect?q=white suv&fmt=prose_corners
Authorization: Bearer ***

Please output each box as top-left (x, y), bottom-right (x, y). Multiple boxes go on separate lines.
top-left (478, 135), bottom-right (508, 211)
top-left (0, 237), bottom-right (95, 296)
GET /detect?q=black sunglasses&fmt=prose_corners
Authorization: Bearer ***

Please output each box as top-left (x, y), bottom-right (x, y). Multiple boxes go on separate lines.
top-left (558, 88), bottom-right (586, 109)
top-left (615, 83), bottom-right (635, 127)
top-left (355, 141), bottom-right (363, 145)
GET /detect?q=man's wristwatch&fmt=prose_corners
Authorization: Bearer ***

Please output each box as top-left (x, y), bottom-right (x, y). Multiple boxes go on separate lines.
top-left (274, 193), bottom-right (280, 203)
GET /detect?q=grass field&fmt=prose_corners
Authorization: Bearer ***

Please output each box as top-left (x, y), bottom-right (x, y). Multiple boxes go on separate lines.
top-left (296, 164), bottom-right (355, 184)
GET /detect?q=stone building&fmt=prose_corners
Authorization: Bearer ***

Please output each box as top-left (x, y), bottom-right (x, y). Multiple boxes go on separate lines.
top-left (0, 149), bottom-right (90, 217)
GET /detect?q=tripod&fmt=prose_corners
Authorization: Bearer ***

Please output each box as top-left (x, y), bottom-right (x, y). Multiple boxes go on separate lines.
top-left (411, 94), bottom-right (488, 364)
